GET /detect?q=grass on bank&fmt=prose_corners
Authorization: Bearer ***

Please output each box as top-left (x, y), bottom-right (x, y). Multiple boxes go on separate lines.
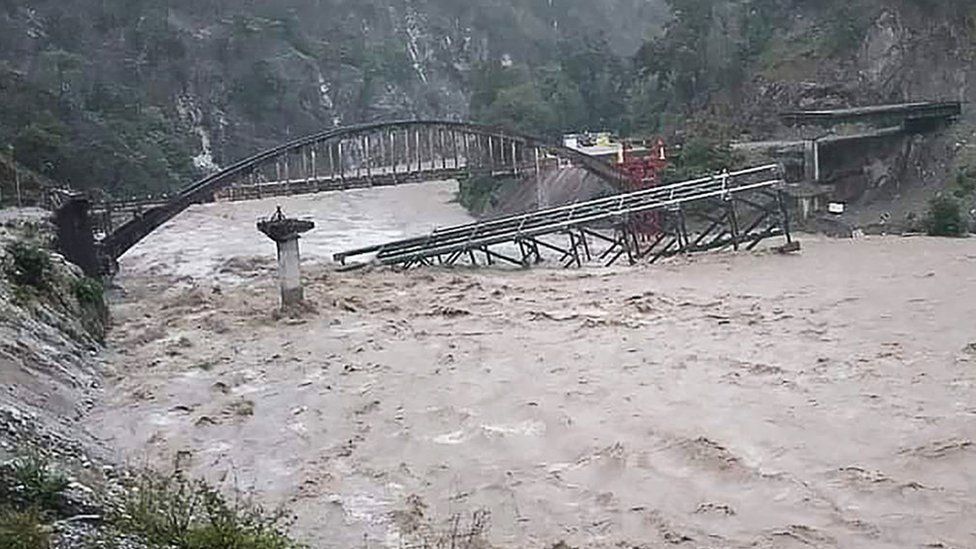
top-left (115, 471), bottom-right (300, 549)
top-left (924, 165), bottom-right (976, 237)
top-left (0, 507), bottom-right (50, 549)
top-left (0, 453), bottom-right (302, 549)
top-left (0, 454), bottom-right (69, 549)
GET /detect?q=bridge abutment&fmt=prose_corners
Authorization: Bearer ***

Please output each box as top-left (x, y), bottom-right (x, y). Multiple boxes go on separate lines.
top-left (52, 194), bottom-right (101, 277)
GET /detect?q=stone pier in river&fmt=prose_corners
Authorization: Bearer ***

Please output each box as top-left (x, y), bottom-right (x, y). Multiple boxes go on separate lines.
top-left (257, 207), bottom-right (314, 309)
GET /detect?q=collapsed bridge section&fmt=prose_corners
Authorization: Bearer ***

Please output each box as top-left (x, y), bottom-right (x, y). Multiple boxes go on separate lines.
top-left (335, 164), bottom-right (795, 269)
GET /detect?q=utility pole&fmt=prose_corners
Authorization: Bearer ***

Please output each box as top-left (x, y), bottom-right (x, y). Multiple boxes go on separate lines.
top-left (6, 145), bottom-right (20, 208)
top-left (1, 145), bottom-right (8, 207)
top-left (14, 152), bottom-right (21, 208)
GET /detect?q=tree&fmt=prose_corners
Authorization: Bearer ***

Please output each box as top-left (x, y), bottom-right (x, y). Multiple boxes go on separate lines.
top-left (924, 195), bottom-right (968, 237)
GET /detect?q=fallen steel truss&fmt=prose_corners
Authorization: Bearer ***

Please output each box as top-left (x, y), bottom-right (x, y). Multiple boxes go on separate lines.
top-left (334, 164), bottom-right (796, 269)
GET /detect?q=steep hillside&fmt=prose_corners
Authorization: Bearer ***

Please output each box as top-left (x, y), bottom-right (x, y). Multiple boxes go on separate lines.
top-left (0, 0), bottom-right (665, 197)
top-left (0, 211), bottom-right (307, 548)
top-left (634, 0), bottom-right (976, 229)
top-left (639, 0), bottom-right (973, 131)
top-left (0, 210), bottom-right (106, 451)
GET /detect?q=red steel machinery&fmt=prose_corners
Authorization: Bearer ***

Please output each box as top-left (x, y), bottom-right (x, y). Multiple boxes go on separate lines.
top-left (617, 137), bottom-right (667, 236)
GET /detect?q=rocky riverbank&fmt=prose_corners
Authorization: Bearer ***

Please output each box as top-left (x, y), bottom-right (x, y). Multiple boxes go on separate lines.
top-left (0, 208), bottom-right (301, 548)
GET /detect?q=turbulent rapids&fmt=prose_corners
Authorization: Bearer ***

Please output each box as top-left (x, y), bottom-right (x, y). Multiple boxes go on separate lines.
top-left (89, 182), bottom-right (976, 548)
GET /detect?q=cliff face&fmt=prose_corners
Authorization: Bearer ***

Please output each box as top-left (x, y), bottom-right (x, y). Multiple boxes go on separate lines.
top-left (0, 0), bottom-right (665, 196)
top-left (637, 0), bottom-right (976, 229)
top-left (742, 3), bottom-right (973, 134)
top-left (640, 1), bottom-right (974, 129)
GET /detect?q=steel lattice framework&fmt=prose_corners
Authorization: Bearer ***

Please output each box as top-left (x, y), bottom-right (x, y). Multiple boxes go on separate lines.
top-left (335, 164), bottom-right (796, 269)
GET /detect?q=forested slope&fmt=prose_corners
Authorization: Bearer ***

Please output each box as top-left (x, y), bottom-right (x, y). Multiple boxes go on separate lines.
top-left (3, 0), bottom-right (974, 211)
top-left (0, 0), bottom-right (664, 197)
top-left (628, 0), bottom-right (976, 225)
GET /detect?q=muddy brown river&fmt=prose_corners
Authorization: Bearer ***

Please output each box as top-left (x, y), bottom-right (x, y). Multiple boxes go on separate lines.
top-left (93, 181), bottom-right (976, 548)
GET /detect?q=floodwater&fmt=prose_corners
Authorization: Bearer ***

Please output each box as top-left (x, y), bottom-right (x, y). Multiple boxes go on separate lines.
top-left (118, 180), bottom-right (475, 280)
top-left (94, 181), bottom-right (976, 548)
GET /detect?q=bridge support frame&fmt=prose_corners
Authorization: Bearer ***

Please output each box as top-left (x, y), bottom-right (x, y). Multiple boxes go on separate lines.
top-left (371, 184), bottom-right (795, 271)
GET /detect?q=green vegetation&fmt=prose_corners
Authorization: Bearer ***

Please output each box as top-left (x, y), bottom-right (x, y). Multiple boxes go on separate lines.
top-left (469, 34), bottom-right (630, 138)
top-left (924, 195), bottom-right (968, 237)
top-left (922, 165), bottom-right (976, 237)
top-left (73, 275), bottom-right (109, 341)
top-left (0, 508), bottom-right (50, 549)
top-left (0, 62), bottom-right (197, 198)
top-left (664, 138), bottom-right (740, 183)
top-left (0, 453), bottom-right (302, 549)
top-left (115, 471), bottom-right (301, 549)
top-left (0, 454), bottom-right (70, 516)
top-left (0, 454), bottom-right (69, 549)
top-left (457, 175), bottom-right (521, 215)
top-left (950, 166), bottom-right (976, 199)
top-left (468, 0), bottom-right (885, 138)
top-left (0, 1), bottom-right (663, 197)
top-left (3, 241), bottom-right (52, 289)
top-left (72, 276), bottom-right (104, 308)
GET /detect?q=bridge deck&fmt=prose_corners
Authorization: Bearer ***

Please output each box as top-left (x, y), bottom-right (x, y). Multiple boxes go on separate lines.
top-left (90, 161), bottom-right (530, 236)
top-left (93, 120), bottom-right (631, 270)
top-left (780, 101), bottom-right (961, 126)
top-left (335, 164), bottom-right (793, 269)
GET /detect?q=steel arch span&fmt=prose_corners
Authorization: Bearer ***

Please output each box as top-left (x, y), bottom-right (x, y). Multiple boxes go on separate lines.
top-left (94, 120), bottom-right (630, 269)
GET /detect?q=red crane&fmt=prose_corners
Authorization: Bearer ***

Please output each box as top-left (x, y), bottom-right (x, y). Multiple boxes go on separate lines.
top-left (617, 137), bottom-right (668, 236)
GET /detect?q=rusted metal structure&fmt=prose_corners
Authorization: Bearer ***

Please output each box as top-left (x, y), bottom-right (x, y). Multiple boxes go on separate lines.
top-left (334, 164), bottom-right (795, 269)
top-left (618, 137), bottom-right (668, 236)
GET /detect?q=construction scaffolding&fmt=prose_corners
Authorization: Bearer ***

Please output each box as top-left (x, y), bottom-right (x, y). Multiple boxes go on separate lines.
top-left (334, 164), bottom-right (796, 269)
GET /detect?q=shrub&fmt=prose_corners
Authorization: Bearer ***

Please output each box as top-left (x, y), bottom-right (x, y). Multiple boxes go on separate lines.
top-left (952, 167), bottom-right (976, 199)
top-left (114, 471), bottom-right (300, 549)
top-left (73, 277), bottom-right (104, 307)
top-left (457, 175), bottom-right (519, 216)
top-left (0, 455), bottom-right (69, 516)
top-left (924, 195), bottom-right (968, 237)
top-left (72, 276), bottom-right (109, 341)
top-left (3, 241), bottom-right (51, 289)
top-left (663, 138), bottom-right (739, 183)
top-left (0, 507), bottom-right (50, 549)
top-left (115, 472), bottom-right (196, 547)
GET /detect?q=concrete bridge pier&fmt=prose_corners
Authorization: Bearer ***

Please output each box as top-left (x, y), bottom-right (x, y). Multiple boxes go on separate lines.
top-left (257, 207), bottom-right (315, 310)
top-left (276, 236), bottom-right (303, 306)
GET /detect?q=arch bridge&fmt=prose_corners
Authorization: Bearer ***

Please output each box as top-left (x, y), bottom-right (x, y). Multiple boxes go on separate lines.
top-left (91, 120), bottom-right (630, 273)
